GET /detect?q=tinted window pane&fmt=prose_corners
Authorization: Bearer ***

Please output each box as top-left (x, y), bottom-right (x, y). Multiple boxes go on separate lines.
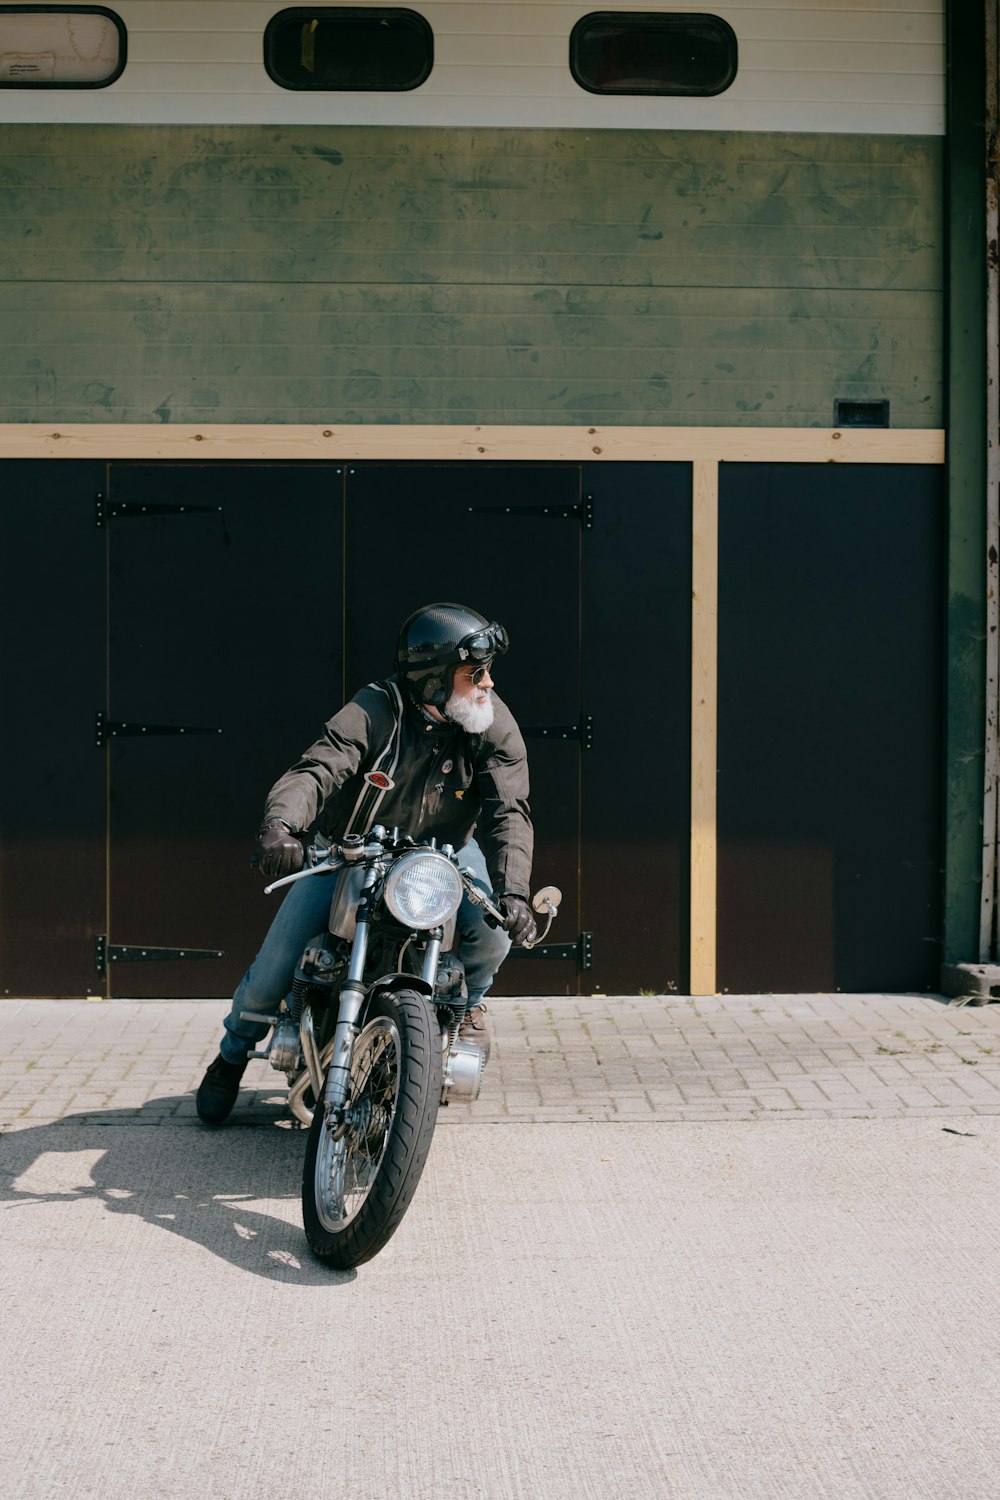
top-left (265, 7), bottom-right (432, 91)
top-left (0, 6), bottom-right (125, 86)
top-left (571, 11), bottom-right (737, 97)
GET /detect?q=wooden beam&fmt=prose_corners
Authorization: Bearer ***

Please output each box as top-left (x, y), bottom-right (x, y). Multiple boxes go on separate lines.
top-left (0, 424), bottom-right (945, 464)
top-left (690, 459), bottom-right (719, 996)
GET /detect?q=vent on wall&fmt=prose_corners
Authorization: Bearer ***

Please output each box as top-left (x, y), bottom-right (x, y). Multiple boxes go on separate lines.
top-left (0, 5), bottom-right (125, 86)
top-left (834, 399), bottom-right (890, 429)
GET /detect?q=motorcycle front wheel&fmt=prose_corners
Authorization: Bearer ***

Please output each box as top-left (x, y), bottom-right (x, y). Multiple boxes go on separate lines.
top-left (302, 988), bottom-right (442, 1269)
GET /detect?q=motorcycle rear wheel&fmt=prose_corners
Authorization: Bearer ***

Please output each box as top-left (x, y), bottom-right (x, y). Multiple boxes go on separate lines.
top-left (302, 988), bottom-right (442, 1268)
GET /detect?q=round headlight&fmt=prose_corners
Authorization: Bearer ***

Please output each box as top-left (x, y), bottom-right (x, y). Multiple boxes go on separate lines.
top-left (383, 851), bottom-right (463, 930)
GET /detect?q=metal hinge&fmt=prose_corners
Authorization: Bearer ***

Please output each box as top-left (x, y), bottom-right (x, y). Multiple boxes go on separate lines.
top-left (96, 711), bottom-right (223, 748)
top-left (467, 494), bottom-right (593, 530)
top-left (95, 494), bottom-right (224, 527)
top-left (518, 932), bottom-right (593, 970)
top-left (523, 715), bottom-right (593, 751)
top-left (95, 935), bottom-right (224, 977)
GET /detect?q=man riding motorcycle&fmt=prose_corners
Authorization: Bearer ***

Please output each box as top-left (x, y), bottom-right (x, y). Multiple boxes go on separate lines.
top-left (196, 602), bottom-right (536, 1124)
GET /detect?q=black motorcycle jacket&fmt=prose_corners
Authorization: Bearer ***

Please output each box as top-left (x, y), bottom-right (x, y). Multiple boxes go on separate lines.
top-left (264, 676), bottom-right (533, 898)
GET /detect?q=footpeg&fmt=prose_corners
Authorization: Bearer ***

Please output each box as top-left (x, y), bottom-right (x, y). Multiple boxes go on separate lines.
top-left (241, 1010), bottom-right (282, 1061)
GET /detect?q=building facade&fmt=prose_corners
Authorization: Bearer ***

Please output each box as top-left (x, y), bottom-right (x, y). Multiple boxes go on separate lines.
top-left (0, 2), bottom-right (988, 1000)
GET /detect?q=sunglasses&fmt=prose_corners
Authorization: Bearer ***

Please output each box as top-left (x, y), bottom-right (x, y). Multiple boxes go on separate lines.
top-left (466, 663), bottom-right (494, 686)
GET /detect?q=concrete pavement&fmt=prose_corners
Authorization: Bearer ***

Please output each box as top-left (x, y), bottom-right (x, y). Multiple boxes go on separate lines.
top-left (3, 993), bottom-right (1000, 1499)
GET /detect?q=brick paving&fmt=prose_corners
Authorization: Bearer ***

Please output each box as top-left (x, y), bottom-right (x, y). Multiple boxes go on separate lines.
top-left (5, 993), bottom-right (1000, 1500)
top-left (3, 991), bottom-right (1000, 1128)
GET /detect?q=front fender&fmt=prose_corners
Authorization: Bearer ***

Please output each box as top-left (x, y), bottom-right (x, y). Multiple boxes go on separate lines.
top-left (360, 974), bottom-right (434, 1030)
top-left (366, 972), bottom-right (434, 1006)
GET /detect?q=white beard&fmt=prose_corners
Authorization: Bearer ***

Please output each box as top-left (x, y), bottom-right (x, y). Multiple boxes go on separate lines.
top-left (444, 690), bottom-right (495, 734)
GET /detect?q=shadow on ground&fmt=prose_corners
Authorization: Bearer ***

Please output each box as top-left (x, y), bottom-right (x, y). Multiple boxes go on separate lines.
top-left (0, 1094), bottom-right (356, 1285)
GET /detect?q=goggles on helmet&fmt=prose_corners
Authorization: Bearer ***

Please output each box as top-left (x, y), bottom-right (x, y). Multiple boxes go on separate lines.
top-left (455, 622), bottom-right (509, 664)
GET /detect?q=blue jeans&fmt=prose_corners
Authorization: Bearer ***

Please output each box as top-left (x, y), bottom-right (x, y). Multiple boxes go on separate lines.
top-left (220, 838), bottom-right (511, 1064)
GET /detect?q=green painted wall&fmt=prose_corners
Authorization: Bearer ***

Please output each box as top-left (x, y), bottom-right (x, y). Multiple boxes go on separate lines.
top-left (0, 125), bottom-right (941, 427)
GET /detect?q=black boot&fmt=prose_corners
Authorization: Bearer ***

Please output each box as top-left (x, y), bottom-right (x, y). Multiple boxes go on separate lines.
top-left (196, 1053), bottom-right (248, 1124)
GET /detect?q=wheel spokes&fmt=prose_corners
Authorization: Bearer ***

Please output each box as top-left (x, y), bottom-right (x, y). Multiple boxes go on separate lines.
top-left (314, 1017), bottom-right (401, 1231)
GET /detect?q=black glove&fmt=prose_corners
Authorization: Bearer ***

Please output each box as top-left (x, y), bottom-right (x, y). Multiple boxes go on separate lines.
top-left (257, 818), bottom-right (304, 880)
top-left (486, 893), bottom-right (537, 947)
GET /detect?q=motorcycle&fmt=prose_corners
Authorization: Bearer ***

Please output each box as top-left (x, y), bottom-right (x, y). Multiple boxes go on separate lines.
top-left (245, 824), bottom-right (560, 1270)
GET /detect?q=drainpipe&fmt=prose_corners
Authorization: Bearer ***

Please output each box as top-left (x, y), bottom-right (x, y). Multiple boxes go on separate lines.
top-left (981, 3), bottom-right (1000, 962)
top-left (941, 0), bottom-right (990, 998)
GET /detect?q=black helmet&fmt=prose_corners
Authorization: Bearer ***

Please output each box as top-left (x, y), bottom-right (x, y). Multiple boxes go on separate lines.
top-left (396, 602), bottom-right (509, 707)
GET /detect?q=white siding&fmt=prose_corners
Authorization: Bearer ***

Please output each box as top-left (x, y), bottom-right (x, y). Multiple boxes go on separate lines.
top-left (0, 0), bottom-right (945, 132)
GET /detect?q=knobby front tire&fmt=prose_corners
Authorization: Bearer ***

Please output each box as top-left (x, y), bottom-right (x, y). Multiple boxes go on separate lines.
top-left (302, 988), bottom-right (442, 1269)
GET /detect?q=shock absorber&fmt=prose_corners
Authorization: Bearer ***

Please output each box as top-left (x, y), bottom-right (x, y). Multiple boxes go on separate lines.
top-left (446, 1002), bottom-right (464, 1052)
top-left (288, 975), bottom-right (311, 1024)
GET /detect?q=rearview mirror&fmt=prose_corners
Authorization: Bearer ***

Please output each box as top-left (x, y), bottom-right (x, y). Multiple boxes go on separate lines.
top-left (532, 885), bottom-right (562, 916)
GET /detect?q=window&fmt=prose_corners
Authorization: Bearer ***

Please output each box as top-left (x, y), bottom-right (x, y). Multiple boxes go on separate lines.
top-left (570, 12), bottom-right (737, 97)
top-left (0, 5), bottom-right (124, 86)
top-left (264, 7), bottom-right (432, 92)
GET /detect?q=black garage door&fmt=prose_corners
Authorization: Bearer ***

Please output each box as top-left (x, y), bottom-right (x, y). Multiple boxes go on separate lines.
top-left (0, 457), bottom-right (938, 998)
top-left (0, 459), bottom-right (691, 999)
top-left (716, 463), bottom-right (943, 992)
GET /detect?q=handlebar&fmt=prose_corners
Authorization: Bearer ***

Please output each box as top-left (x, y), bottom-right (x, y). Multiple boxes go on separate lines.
top-left (457, 876), bottom-right (505, 927)
top-left (262, 832), bottom-right (554, 951)
top-left (460, 878), bottom-right (556, 948)
top-left (265, 852), bottom-right (511, 938)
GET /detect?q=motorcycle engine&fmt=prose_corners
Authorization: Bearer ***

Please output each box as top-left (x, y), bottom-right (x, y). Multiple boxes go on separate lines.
top-left (269, 1015), bottom-right (303, 1074)
top-left (443, 1037), bottom-right (485, 1102)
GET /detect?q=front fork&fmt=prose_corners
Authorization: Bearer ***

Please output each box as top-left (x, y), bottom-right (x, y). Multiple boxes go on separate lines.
top-left (320, 907), bottom-right (446, 1110)
top-left (322, 905), bottom-right (373, 1114)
